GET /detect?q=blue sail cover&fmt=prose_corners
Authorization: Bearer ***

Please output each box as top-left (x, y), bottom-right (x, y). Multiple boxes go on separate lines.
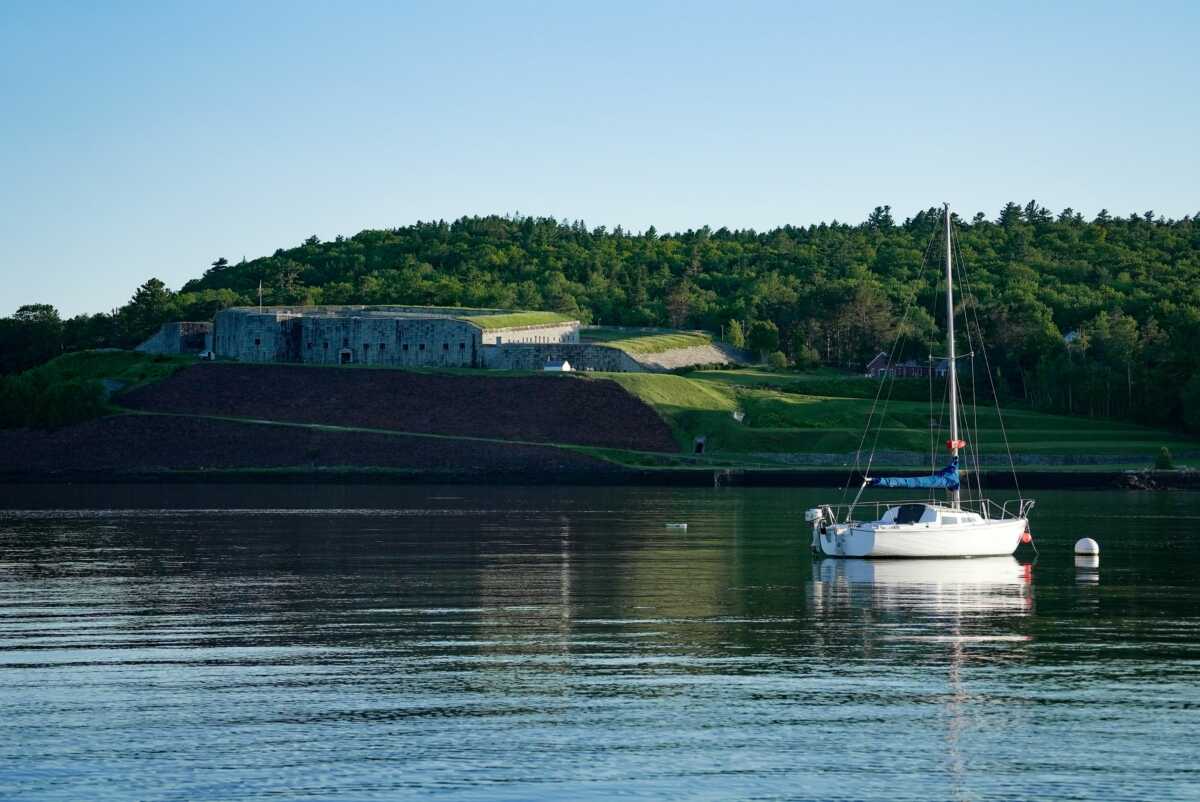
top-left (868, 457), bottom-right (960, 491)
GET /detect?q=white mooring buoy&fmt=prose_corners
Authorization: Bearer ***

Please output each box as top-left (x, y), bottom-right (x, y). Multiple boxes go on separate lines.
top-left (665, 523), bottom-right (688, 530)
top-left (1074, 538), bottom-right (1100, 556)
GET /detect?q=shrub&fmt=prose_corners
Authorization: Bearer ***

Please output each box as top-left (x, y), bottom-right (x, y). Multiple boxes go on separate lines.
top-left (767, 351), bottom-right (789, 370)
top-left (1155, 447), bottom-right (1175, 470)
top-left (0, 374), bottom-right (106, 430)
top-left (794, 343), bottom-right (821, 370)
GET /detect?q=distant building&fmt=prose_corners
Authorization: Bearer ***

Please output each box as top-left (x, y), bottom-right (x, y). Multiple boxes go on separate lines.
top-left (865, 351), bottom-right (949, 379)
top-left (143, 306), bottom-right (749, 374)
top-left (212, 305), bottom-right (579, 369)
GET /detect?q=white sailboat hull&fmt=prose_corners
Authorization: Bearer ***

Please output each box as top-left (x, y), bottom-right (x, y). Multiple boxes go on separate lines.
top-left (814, 517), bottom-right (1027, 558)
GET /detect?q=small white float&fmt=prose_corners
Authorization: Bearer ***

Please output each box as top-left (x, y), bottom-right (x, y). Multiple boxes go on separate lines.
top-left (665, 523), bottom-right (688, 530)
top-left (1074, 538), bottom-right (1100, 555)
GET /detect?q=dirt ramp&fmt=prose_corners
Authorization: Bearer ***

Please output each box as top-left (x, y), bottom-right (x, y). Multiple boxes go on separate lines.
top-left (120, 364), bottom-right (679, 452)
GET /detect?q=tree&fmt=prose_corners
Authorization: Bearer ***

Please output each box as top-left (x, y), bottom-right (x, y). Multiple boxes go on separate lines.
top-left (867, 205), bottom-right (895, 231)
top-left (794, 342), bottom-right (821, 369)
top-left (1182, 375), bottom-right (1200, 433)
top-left (767, 351), bottom-right (789, 370)
top-left (748, 320), bottom-right (779, 359)
top-left (118, 278), bottom-right (174, 344)
top-left (726, 319), bottom-right (746, 349)
top-left (13, 304), bottom-right (60, 324)
top-left (998, 202), bottom-right (1024, 227)
top-left (0, 305), bottom-right (64, 374)
top-left (666, 279), bottom-right (695, 328)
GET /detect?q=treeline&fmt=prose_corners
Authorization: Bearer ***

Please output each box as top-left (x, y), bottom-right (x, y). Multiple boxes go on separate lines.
top-left (0, 286), bottom-right (238, 375)
top-left (4, 202), bottom-right (1200, 430)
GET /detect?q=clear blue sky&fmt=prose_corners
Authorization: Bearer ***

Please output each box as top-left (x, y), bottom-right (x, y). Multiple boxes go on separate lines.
top-left (2, 1), bottom-right (1196, 317)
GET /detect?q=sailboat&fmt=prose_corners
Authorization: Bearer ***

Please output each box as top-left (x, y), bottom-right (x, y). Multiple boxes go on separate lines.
top-left (807, 204), bottom-right (1034, 558)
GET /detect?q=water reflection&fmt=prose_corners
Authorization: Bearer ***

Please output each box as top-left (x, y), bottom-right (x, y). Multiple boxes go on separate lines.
top-left (812, 557), bottom-right (1034, 616)
top-left (1074, 554), bottom-right (1100, 583)
top-left (2, 487), bottom-right (1200, 802)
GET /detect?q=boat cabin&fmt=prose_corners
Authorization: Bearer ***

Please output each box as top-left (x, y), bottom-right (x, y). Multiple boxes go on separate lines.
top-left (879, 504), bottom-right (983, 526)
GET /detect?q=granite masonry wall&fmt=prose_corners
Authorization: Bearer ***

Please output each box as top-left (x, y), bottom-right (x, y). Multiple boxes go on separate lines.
top-left (481, 343), bottom-right (644, 372)
top-left (477, 322), bottom-right (580, 345)
top-left (294, 316), bottom-right (481, 367)
top-left (213, 308), bottom-right (485, 367)
top-left (208, 307), bottom-right (679, 371)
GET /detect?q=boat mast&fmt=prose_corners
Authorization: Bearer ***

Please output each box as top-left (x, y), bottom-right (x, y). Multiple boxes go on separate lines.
top-left (945, 203), bottom-right (960, 508)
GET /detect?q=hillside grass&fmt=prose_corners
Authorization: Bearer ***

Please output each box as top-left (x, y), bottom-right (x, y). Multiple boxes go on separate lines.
top-left (583, 327), bottom-right (713, 355)
top-left (26, 350), bottom-right (193, 388)
top-left (463, 311), bottom-right (574, 329)
top-left (604, 368), bottom-right (1196, 463)
top-left (0, 350), bottom-right (193, 430)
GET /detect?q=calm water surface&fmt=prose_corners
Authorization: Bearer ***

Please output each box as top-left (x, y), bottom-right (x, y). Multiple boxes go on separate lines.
top-left (0, 484), bottom-right (1198, 801)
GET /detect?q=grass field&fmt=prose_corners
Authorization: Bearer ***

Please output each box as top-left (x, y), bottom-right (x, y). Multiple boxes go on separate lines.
top-left (12, 352), bottom-right (1192, 471)
top-left (25, 350), bottom-right (193, 389)
top-left (605, 369), bottom-right (1196, 465)
top-left (582, 327), bottom-right (713, 355)
top-left (463, 311), bottom-right (574, 329)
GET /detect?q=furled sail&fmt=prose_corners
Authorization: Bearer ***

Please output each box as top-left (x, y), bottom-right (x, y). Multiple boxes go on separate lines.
top-left (867, 457), bottom-right (960, 490)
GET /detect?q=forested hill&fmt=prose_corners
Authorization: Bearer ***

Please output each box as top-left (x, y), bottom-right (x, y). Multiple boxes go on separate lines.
top-left (5, 202), bottom-right (1200, 430)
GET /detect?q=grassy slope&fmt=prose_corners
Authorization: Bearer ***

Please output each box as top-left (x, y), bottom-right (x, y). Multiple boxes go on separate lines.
top-left (22, 350), bottom-right (192, 391)
top-left (606, 369), bottom-right (1196, 465)
top-left (16, 352), bottom-right (1191, 472)
top-left (582, 327), bottom-right (713, 355)
top-left (463, 311), bottom-right (574, 329)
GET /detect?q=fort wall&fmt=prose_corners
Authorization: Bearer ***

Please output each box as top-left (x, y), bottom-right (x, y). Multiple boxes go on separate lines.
top-left (482, 343), bottom-right (644, 372)
top-left (213, 309), bottom-right (484, 367)
top-left (294, 316), bottom-right (481, 367)
top-left (478, 322), bottom-right (580, 345)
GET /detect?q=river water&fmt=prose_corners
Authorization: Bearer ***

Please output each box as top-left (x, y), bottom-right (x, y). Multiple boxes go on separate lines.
top-left (0, 484), bottom-right (1197, 801)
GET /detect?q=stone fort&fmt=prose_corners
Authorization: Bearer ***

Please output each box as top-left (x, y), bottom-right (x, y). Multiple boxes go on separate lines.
top-left (207, 305), bottom-right (645, 371)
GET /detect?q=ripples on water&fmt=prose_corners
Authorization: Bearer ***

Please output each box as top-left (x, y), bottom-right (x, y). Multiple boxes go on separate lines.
top-left (1, 485), bottom-right (1198, 801)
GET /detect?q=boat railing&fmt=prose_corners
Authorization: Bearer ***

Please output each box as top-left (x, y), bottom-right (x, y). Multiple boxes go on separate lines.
top-left (820, 496), bottom-right (1034, 525)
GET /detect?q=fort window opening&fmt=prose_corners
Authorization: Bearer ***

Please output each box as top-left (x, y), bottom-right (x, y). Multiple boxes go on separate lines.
top-left (323, 342), bottom-right (329, 350)
top-left (306, 341), bottom-right (312, 350)
top-left (442, 343), bottom-right (449, 351)
top-left (419, 344), bottom-right (425, 351)
top-left (363, 343), bottom-right (370, 352)
top-left (459, 342), bottom-right (465, 350)
top-left (403, 344), bottom-right (409, 352)
top-left (379, 342), bottom-right (386, 351)
top-left (342, 337), bottom-right (349, 347)
top-left (254, 338), bottom-right (261, 346)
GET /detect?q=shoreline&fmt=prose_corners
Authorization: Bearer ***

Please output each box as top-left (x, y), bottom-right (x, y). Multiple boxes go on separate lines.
top-left (2, 467), bottom-right (1197, 490)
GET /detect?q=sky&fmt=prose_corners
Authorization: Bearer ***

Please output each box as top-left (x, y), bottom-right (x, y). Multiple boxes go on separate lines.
top-left (1, 1), bottom-right (1197, 317)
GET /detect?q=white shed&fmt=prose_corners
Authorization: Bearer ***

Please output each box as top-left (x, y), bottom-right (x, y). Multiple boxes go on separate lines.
top-left (543, 359), bottom-right (573, 372)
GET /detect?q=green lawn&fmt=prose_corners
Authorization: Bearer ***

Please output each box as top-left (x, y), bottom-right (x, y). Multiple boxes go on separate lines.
top-left (21, 350), bottom-right (193, 390)
top-left (582, 327), bottom-right (713, 355)
top-left (602, 369), bottom-right (1196, 464)
top-left (463, 311), bottom-right (574, 329)
top-left (0, 350), bottom-right (194, 430)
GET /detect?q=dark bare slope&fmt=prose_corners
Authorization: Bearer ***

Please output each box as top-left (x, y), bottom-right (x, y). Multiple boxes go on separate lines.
top-left (0, 414), bottom-right (621, 477)
top-left (119, 364), bottom-right (679, 452)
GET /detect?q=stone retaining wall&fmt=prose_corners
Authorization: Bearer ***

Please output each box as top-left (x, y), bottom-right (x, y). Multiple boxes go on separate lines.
top-left (482, 343), bottom-right (644, 372)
